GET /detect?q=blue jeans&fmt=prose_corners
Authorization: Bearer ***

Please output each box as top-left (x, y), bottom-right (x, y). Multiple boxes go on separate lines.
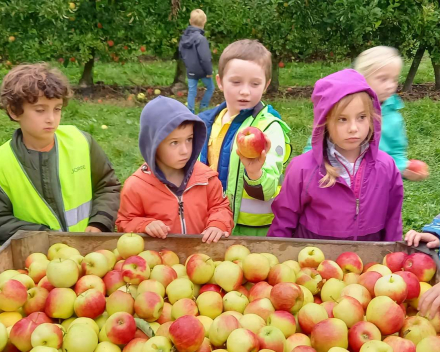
top-left (187, 77), bottom-right (215, 113)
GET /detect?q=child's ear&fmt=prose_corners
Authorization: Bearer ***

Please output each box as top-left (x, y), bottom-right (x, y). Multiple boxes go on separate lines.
top-left (7, 106), bottom-right (19, 122)
top-left (216, 74), bottom-right (223, 91)
top-left (264, 79), bottom-right (272, 93)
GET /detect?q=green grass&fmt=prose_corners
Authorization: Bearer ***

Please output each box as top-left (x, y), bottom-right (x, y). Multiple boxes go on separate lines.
top-left (1, 97), bottom-right (439, 235)
top-left (1, 55), bottom-right (436, 88)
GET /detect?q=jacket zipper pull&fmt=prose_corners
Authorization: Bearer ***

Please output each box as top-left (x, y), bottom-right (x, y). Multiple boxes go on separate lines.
top-left (178, 197), bottom-right (186, 234)
top-left (355, 199), bottom-right (360, 218)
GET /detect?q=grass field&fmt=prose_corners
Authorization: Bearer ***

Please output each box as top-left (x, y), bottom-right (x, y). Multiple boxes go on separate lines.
top-left (0, 93), bottom-right (439, 235)
top-left (0, 55), bottom-right (437, 88)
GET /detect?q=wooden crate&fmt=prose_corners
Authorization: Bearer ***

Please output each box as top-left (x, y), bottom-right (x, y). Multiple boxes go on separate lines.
top-left (1, 231), bottom-right (440, 284)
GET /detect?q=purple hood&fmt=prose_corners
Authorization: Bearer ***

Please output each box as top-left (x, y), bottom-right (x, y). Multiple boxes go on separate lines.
top-left (268, 69), bottom-right (403, 241)
top-left (311, 69), bottom-right (382, 165)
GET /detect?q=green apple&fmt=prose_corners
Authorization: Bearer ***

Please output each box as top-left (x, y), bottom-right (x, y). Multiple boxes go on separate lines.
top-left (81, 252), bottom-right (109, 278)
top-left (117, 233), bottom-right (144, 259)
top-left (226, 328), bottom-right (259, 352)
top-left (31, 323), bottom-right (63, 349)
top-left (214, 261), bottom-right (243, 292)
top-left (63, 323), bottom-right (98, 352)
top-left (196, 291), bottom-right (223, 319)
top-left (0, 322), bottom-right (7, 352)
top-left (224, 245), bottom-right (250, 262)
top-left (47, 258), bottom-right (79, 288)
top-left (69, 317), bottom-right (100, 336)
top-left (359, 340), bottom-right (392, 352)
top-left (321, 278), bottom-right (346, 302)
top-left (94, 341), bottom-right (121, 352)
top-left (143, 336), bottom-right (172, 352)
top-left (239, 313), bottom-right (266, 334)
top-left (223, 291), bottom-right (249, 313)
top-left (298, 246), bottom-right (325, 268)
top-left (47, 243), bottom-right (69, 260)
top-left (209, 313), bottom-right (240, 347)
top-left (165, 278), bottom-right (194, 304)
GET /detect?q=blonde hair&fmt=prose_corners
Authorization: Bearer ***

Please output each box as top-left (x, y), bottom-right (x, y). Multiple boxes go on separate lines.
top-left (319, 92), bottom-right (380, 188)
top-left (189, 9), bottom-right (207, 28)
top-left (354, 46), bottom-right (403, 78)
top-left (218, 39), bottom-right (272, 82)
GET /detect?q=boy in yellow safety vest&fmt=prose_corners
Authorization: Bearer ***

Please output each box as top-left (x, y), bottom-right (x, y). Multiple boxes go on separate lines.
top-left (0, 63), bottom-right (121, 243)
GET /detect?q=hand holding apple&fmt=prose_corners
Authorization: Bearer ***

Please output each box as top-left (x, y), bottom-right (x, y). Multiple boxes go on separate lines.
top-left (236, 129), bottom-right (271, 180)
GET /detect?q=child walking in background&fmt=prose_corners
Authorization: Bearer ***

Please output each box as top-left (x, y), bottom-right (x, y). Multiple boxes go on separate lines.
top-left (179, 9), bottom-right (215, 113)
top-left (269, 69), bottom-right (403, 241)
top-left (116, 96), bottom-right (233, 243)
top-left (198, 39), bottom-right (291, 236)
top-left (304, 46), bottom-right (429, 181)
top-left (354, 46), bottom-right (428, 181)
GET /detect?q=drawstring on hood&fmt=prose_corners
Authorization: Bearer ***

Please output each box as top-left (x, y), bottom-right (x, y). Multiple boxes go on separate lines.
top-left (311, 69), bottom-right (382, 167)
top-left (139, 96), bottom-right (207, 195)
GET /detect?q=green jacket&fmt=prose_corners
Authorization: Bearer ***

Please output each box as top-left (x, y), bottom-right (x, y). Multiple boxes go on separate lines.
top-left (199, 102), bottom-right (290, 236)
top-left (0, 128), bottom-right (121, 244)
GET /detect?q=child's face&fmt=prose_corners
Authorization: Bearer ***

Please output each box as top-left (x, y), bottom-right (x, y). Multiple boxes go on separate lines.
top-left (156, 124), bottom-right (194, 172)
top-left (328, 95), bottom-right (371, 154)
top-left (9, 95), bottom-right (63, 144)
top-left (216, 59), bottom-right (269, 115)
top-left (366, 62), bottom-right (401, 103)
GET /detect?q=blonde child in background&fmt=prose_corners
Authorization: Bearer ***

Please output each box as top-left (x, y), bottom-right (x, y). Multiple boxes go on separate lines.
top-left (304, 46), bottom-right (429, 181)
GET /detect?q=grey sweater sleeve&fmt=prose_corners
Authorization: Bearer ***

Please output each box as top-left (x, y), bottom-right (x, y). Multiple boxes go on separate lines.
top-left (0, 189), bottom-right (49, 245)
top-left (196, 36), bottom-right (213, 76)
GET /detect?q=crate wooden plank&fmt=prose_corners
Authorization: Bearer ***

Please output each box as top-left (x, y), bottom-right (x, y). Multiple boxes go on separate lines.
top-left (1, 231), bottom-right (439, 286)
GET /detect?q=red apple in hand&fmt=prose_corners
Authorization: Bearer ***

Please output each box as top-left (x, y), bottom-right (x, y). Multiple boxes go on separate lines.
top-left (236, 127), bottom-right (266, 158)
top-left (408, 159), bottom-right (428, 174)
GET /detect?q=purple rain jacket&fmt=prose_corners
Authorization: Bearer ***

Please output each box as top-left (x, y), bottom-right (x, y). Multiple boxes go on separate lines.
top-left (268, 69), bottom-right (403, 241)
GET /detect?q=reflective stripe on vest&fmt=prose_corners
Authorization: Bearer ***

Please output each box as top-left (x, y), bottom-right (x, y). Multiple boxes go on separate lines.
top-left (0, 126), bottom-right (92, 232)
top-left (237, 185), bottom-right (281, 226)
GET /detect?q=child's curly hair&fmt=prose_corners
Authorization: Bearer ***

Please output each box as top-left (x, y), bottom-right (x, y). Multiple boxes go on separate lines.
top-left (0, 63), bottom-right (73, 121)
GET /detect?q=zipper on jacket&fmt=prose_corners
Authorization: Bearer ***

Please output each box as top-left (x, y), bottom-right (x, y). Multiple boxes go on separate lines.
top-left (355, 199), bottom-right (360, 218)
top-left (177, 196), bottom-right (186, 235)
top-left (165, 182), bottom-right (208, 234)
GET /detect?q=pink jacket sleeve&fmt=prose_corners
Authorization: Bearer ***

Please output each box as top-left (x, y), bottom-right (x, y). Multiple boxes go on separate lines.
top-left (267, 161), bottom-right (304, 237)
top-left (384, 164), bottom-right (404, 241)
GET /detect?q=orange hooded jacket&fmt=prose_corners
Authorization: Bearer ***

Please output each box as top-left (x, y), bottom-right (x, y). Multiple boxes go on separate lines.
top-left (116, 161), bottom-right (233, 235)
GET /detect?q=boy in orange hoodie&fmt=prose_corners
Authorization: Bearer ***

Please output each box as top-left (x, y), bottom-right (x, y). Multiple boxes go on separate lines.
top-left (116, 96), bottom-right (233, 243)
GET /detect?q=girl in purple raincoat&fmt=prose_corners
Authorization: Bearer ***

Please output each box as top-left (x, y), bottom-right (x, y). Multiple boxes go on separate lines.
top-left (268, 69), bottom-right (403, 241)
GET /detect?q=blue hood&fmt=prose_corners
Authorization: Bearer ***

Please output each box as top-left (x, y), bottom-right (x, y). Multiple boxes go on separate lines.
top-left (139, 96), bottom-right (207, 194)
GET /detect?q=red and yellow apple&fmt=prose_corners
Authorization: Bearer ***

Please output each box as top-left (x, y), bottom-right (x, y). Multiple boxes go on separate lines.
top-left (236, 127), bottom-right (266, 158)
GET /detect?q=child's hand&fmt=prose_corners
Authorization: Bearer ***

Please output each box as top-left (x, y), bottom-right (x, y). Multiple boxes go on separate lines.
top-left (405, 230), bottom-right (440, 248)
top-left (85, 226), bottom-right (102, 233)
top-left (145, 221), bottom-right (170, 239)
top-left (419, 282), bottom-right (440, 319)
top-left (202, 227), bottom-right (229, 244)
top-left (237, 134), bottom-right (271, 180)
top-left (403, 168), bottom-right (429, 182)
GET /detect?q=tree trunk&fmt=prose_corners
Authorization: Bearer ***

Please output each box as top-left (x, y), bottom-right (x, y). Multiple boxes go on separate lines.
top-left (78, 56), bottom-right (95, 96)
top-left (170, 48), bottom-right (187, 94)
top-left (431, 57), bottom-right (440, 90)
top-left (403, 45), bottom-right (425, 92)
top-left (267, 55), bottom-right (280, 93)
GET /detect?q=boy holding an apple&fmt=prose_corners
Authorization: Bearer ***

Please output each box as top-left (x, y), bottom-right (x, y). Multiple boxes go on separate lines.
top-left (198, 39), bottom-right (291, 236)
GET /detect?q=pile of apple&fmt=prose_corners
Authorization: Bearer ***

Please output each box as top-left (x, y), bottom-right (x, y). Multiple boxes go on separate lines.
top-left (0, 234), bottom-right (440, 352)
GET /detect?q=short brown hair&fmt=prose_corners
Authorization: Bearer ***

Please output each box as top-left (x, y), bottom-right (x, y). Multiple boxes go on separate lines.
top-left (189, 9), bottom-right (207, 27)
top-left (0, 63), bottom-right (73, 121)
top-left (177, 120), bottom-right (194, 129)
top-left (218, 40), bottom-right (272, 82)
